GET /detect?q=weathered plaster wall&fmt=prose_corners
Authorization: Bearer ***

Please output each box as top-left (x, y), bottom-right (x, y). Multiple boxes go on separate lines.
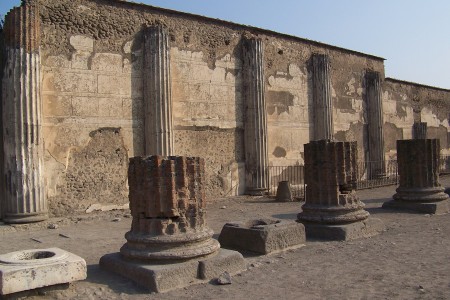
top-left (383, 78), bottom-right (450, 158)
top-left (171, 48), bottom-right (245, 196)
top-left (33, 0), bottom-right (387, 213)
top-left (6, 0), bottom-right (446, 218)
top-left (264, 38), bottom-right (384, 166)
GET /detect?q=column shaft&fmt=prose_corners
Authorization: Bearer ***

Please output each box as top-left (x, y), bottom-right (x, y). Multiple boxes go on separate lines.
top-left (413, 122), bottom-right (427, 139)
top-left (1, 3), bottom-right (47, 223)
top-left (143, 26), bottom-right (174, 156)
top-left (365, 71), bottom-right (385, 178)
top-left (242, 38), bottom-right (268, 195)
top-left (312, 54), bottom-right (333, 141)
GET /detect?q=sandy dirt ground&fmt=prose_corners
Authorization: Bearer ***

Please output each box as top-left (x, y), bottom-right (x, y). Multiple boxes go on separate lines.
top-left (2, 178), bottom-right (450, 300)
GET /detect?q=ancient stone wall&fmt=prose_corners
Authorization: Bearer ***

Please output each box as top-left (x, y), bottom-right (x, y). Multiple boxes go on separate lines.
top-left (1, 0), bottom-right (449, 218)
top-left (383, 78), bottom-right (450, 158)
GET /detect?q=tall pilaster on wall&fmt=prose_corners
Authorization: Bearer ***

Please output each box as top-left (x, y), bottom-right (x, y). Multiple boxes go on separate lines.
top-left (242, 37), bottom-right (268, 195)
top-left (312, 54), bottom-right (333, 141)
top-left (1, 2), bottom-right (47, 223)
top-left (365, 71), bottom-right (386, 179)
top-left (143, 25), bottom-right (174, 156)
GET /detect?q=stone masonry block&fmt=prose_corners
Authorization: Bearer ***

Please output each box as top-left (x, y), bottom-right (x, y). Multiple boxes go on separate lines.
top-left (218, 219), bottom-right (305, 254)
top-left (0, 248), bottom-right (87, 295)
top-left (91, 53), bottom-right (123, 73)
top-left (100, 249), bottom-right (245, 293)
top-left (98, 75), bottom-right (131, 95)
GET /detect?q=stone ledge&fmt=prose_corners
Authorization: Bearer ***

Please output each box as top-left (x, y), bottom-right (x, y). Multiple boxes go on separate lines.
top-left (382, 199), bottom-right (449, 215)
top-left (99, 249), bottom-right (246, 293)
top-left (218, 219), bottom-right (305, 254)
top-left (0, 248), bottom-right (87, 295)
top-left (301, 217), bottom-right (385, 241)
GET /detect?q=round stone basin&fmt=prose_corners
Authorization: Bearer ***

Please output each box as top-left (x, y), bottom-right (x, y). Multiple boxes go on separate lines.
top-left (0, 248), bottom-right (68, 265)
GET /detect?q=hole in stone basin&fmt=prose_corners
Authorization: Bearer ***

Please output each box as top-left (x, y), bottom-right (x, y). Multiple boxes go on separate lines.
top-left (14, 251), bottom-right (55, 260)
top-left (246, 219), bottom-right (280, 228)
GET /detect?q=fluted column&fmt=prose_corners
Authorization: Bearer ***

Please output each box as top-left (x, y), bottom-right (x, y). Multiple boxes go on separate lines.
top-left (1, 2), bottom-right (47, 223)
top-left (298, 140), bottom-right (368, 224)
top-left (121, 156), bottom-right (219, 260)
top-left (383, 139), bottom-right (449, 214)
top-left (312, 54), bottom-right (333, 141)
top-left (297, 140), bottom-right (384, 240)
top-left (413, 122), bottom-right (427, 139)
top-left (143, 25), bottom-right (174, 156)
top-left (365, 71), bottom-right (385, 179)
top-left (242, 37), bottom-right (268, 195)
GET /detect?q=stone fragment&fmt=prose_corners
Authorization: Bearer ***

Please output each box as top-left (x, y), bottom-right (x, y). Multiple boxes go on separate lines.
top-left (48, 223), bottom-right (59, 229)
top-left (218, 219), bottom-right (305, 254)
top-left (0, 248), bottom-right (87, 295)
top-left (216, 272), bottom-right (232, 285)
top-left (275, 181), bottom-right (293, 202)
top-left (383, 139), bottom-right (449, 214)
top-left (297, 140), bottom-right (384, 240)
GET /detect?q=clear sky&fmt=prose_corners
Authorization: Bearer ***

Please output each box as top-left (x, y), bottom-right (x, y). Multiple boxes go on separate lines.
top-left (1, 0), bottom-right (449, 89)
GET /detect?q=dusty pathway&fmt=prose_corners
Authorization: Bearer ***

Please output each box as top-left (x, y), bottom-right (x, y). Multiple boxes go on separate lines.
top-left (1, 178), bottom-right (450, 299)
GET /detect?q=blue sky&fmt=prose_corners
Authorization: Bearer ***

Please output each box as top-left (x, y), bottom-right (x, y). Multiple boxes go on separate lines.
top-left (1, 0), bottom-right (449, 89)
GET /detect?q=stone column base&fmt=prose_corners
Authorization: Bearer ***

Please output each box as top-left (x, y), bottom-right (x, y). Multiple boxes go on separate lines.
top-left (99, 249), bottom-right (246, 293)
top-left (382, 199), bottom-right (449, 215)
top-left (299, 217), bottom-right (384, 241)
top-left (3, 211), bottom-right (48, 224)
top-left (218, 219), bottom-right (305, 254)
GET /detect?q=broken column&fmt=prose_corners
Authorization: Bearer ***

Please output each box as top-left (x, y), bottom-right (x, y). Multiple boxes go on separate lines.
top-left (100, 156), bottom-right (245, 293)
top-left (242, 37), bottom-right (269, 195)
top-left (297, 140), bottom-right (384, 240)
top-left (413, 122), bottom-right (427, 139)
top-left (383, 139), bottom-right (449, 214)
top-left (312, 54), bottom-right (333, 141)
top-left (365, 71), bottom-right (385, 179)
top-left (1, 3), bottom-right (47, 223)
top-left (143, 25), bottom-right (174, 156)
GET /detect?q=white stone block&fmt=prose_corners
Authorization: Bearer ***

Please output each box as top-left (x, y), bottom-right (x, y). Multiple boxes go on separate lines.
top-left (0, 248), bottom-right (87, 295)
top-left (70, 35), bottom-right (94, 52)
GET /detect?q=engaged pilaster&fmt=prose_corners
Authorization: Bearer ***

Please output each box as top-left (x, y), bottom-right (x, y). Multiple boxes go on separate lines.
top-left (297, 140), bottom-right (384, 240)
top-left (365, 71), bottom-right (385, 179)
top-left (1, 3), bottom-right (47, 223)
top-left (312, 54), bottom-right (333, 141)
top-left (242, 37), bottom-right (268, 195)
top-left (383, 139), bottom-right (449, 214)
top-left (143, 26), bottom-right (174, 156)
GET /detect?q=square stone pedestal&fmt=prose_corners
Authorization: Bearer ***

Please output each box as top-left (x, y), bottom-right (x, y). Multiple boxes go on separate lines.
top-left (218, 219), bottom-right (305, 254)
top-left (382, 199), bottom-right (449, 215)
top-left (99, 249), bottom-right (246, 293)
top-left (0, 248), bottom-right (87, 295)
top-left (301, 217), bottom-right (384, 241)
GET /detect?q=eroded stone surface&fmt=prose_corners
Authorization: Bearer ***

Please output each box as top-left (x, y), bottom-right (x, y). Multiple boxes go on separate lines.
top-left (120, 156), bottom-right (220, 261)
top-left (383, 139), bottom-right (449, 214)
top-left (297, 140), bottom-right (383, 240)
top-left (218, 219), bottom-right (305, 254)
top-left (0, 248), bottom-right (87, 295)
top-left (100, 155), bottom-right (245, 293)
